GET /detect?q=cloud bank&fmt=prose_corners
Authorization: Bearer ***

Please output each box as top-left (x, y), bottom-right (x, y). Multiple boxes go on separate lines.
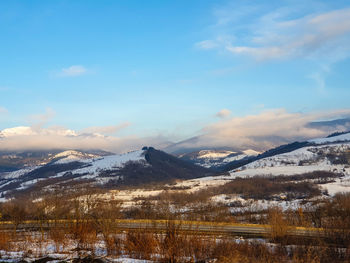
top-left (167, 109), bottom-right (350, 152)
top-left (81, 122), bottom-right (131, 135)
top-left (197, 6), bottom-right (350, 61)
top-left (1, 109), bottom-right (350, 153)
top-left (58, 65), bottom-right (87, 77)
top-left (0, 126), bottom-right (170, 154)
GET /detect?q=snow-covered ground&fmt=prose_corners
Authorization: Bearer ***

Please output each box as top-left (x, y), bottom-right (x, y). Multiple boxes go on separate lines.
top-left (188, 149), bottom-right (260, 168)
top-left (1, 166), bottom-right (40, 179)
top-left (0, 150), bottom-right (147, 199)
top-left (52, 150), bottom-right (99, 164)
top-left (71, 150), bottom-right (146, 177)
top-left (196, 150), bottom-right (237, 159)
top-left (0, 232), bottom-right (153, 263)
top-left (309, 132), bottom-right (350, 144)
top-left (165, 142), bottom-right (350, 198)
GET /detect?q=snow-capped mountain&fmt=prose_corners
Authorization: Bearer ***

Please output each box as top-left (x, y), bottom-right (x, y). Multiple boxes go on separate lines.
top-left (308, 132), bottom-right (350, 144)
top-left (221, 131), bottom-right (350, 172)
top-left (224, 133), bottom-right (350, 195)
top-left (179, 149), bottom-right (260, 169)
top-left (51, 150), bottom-right (101, 164)
top-left (0, 148), bottom-right (112, 173)
top-left (0, 147), bottom-right (214, 198)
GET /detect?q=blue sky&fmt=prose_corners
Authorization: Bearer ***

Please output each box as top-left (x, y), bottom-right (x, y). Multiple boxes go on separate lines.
top-left (1, 0), bottom-right (350, 152)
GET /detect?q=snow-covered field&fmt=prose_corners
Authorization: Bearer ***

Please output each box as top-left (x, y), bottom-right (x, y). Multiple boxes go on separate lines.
top-left (0, 232), bottom-right (153, 263)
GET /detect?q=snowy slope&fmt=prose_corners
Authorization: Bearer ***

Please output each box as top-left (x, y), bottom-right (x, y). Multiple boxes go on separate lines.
top-left (0, 147), bottom-right (213, 198)
top-left (309, 132), bottom-right (350, 144)
top-left (175, 141), bottom-right (350, 198)
top-left (52, 150), bottom-right (100, 164)
top-left (227, 142), bottom-right (350, 195)
top-left (196, 150), bottom-right (237, 159)
top-left (232, 143), bottom-right (350, 173)
top-left (0, 150), bottom-right (147, 195)
top-left (179, 149), bottom-right (260, 169)
top-left (69, 150), bottom-right (146, 177)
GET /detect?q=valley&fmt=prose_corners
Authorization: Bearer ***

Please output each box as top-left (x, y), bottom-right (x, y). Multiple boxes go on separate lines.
top-left (0, 132), bottom-right (350, 262)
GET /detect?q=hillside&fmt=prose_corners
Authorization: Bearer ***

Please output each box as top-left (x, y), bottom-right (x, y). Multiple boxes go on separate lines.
top-left (220, 131), bottom-right (350, 172)
top-left (182, 133), bottom-right (350, 197)
top-left (179, 149), bottom-right (260, 169)
top-left (0, 147), bottom-right (214, 198)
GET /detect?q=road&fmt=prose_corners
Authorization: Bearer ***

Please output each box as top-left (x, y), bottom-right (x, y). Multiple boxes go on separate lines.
top-left (0, 219), bottom-right (323, 238)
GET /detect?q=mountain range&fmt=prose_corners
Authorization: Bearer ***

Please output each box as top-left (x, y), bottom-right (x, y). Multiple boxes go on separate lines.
top-left (0, 122), bottom-right (350, 200)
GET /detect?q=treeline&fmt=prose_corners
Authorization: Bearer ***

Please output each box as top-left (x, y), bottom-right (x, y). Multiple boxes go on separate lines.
top-left (0, 195), bottom-right (350, 262)
top-left (0, 186), bottom-right (350, 261)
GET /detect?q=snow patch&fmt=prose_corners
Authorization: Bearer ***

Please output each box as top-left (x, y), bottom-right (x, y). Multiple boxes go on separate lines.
top-left (309, 132), bottom-right (350, 144)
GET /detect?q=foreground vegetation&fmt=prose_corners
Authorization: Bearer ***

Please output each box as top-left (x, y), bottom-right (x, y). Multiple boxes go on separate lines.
top-left (0, 183), bottom-right (350, 262)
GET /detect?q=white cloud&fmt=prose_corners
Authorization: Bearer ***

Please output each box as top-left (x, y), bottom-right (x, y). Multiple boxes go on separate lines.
top-left (171, 108), bottom-right (350, 152)
top-left (28, 108), bottom-right (56, 130)
top-left (2, 109), bottom-right (350, 153)
top-left (0, 125), bottom-right (170, 154)
top-left (204, 108), bottom-right (350, 149)
top-left (81, 122), bottom-right (131, 135)
top-left (195, 40), bottom-right (218, 50)
top-left (199, 6), bottom-right (350, 61)
top-left (59, 65), bottom-right (87, 77)
top-left (307, 63), bottom-right (332, 94)
top-left (215, 109), bottom-right (231, 118)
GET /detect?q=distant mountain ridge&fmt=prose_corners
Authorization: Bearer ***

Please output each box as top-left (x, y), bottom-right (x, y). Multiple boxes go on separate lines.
top-left (222, 131), bottom-right (350, 172)
top-left (0, 149), bottom-right (112, 173)
top-left (177, 132), bottom-right (350, 171)
top-left (0, 147), bottom-right (214, 198)
top-left (178, 149), bottom-right (260, 169)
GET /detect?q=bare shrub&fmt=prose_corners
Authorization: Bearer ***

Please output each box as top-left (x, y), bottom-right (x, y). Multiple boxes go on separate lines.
top-left (267, 206), bottom-right (289, 242)
top-left (184, 235), bottom-right (216, 262)
top-left (104, 234), bottom-right (122, 257)
top-left (124, 230), bottom-right (159, 260)
top-left (0, 231), bottom-right (11, 251)
top-left (323, 192), bottom-right (350, 247)
top-left (1, 199), bottom-right (27, 232)
top-left (49, 226), bottom-right (68, 253)
top-left (70, 220), bottom-right (98, 253)
top-left (212, 176), bottom-right (321, 200)
top-left (159, 221), bottom-right (187, 263)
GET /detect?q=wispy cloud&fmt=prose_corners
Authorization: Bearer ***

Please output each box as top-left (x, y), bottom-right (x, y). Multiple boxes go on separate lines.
top-left (171, 108), bottom-right (350, 151)
top-left (57, 65), bottom-right (88, 77)
top-left (82, 122), bottom-right (131, 135)
top-left (308, 64), bottom-right (331, 94)
top-left (28, 108), bottom-right (56, 130)
top-left (195, 40), bottom-right (219, 50)
top-left (197, 5), bottom-right (350, 61)
top-left (215, 109), bottom-right (231, 118)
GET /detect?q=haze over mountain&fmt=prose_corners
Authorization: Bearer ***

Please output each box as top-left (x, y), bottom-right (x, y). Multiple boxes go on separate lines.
top-left (1, 130), bottom-right (350, 200)
top-left (1, 115), bottom-right (350, 156)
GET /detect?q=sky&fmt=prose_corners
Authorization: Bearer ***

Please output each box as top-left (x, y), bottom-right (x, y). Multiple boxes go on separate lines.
top-left (0, 0), bottom-right (350, 153)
